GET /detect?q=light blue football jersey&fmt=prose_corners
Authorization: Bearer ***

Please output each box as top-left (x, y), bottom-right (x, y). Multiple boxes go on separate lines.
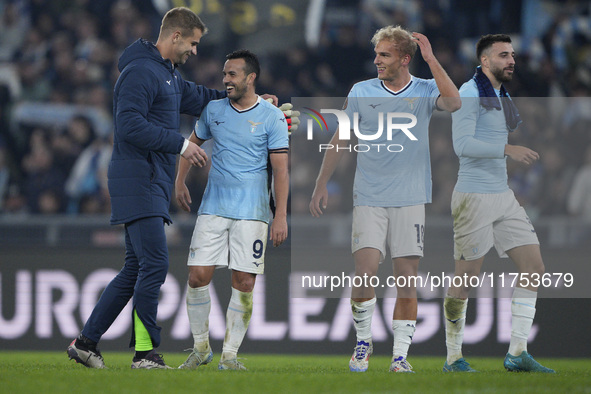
top-left (195, 96), bottom-right (289, 222)
top-left (344, 77), bottom-right (439, 207)
top-left (451, 80), bottom-right (510, 194)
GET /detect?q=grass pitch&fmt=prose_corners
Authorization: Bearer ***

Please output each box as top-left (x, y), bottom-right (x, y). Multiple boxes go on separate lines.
top-left (1, 352), bottom-right (589, 393)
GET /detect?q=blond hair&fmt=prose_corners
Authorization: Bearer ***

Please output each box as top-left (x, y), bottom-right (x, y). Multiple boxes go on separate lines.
top-left (371, 25), bottom-right (417, 58)
top-left (160, 7), bottom-right (208, 38)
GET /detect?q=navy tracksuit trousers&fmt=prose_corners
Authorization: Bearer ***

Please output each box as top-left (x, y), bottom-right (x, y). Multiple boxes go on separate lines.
top-left (81, 216), bottom-right (168, 348)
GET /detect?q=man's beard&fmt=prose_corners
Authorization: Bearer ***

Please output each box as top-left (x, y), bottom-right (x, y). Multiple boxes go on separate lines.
top-left (492, 67), bottom-right (513, 83)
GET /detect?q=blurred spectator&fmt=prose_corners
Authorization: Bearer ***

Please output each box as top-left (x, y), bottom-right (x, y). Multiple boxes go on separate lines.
top-left (0, 0), bottom-right (589, 219)
top-left (21, 129), bottom-right (66, 213)
top-left (0, 1), bottom-right (29, 61)
top-left (550, 10), bottom-right (591, 73)
top-left (65, 136), bottom-right (111, 214)
top-left (0, 81), bottom-right (13, 139)
top-left (529, 145), bottom-right (576, 216)
top-left (37, 189), bottom-right (63, 214)
top-left (0, 145), bottom-right (9, 210)
top-left (449, 0), bottom-right (494, 41)
top-left (321, 25), bottom-right (373, 90)
top-left (51, 114), bottom-right (95, 175)
top-left (3, 184), bottom-right (27, 213)
top-left (361, 0), bottom-right (422, 37)
top-left (567, 146), bottom-right (591, 220)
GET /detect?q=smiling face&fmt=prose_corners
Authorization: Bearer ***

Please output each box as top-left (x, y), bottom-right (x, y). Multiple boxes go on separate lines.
top-left (171, 28), bottom-right (203, 65)
top-left (482, 42), bottom-right (515, 84)
top-left (373, 39), bottom-right (410, 87)
top-left (222, 58), bottom-right (255, 102)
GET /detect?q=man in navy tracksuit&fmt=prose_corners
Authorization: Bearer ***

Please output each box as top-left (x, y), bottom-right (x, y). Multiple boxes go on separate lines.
top-left (67, 7), bottom-right (226, 369)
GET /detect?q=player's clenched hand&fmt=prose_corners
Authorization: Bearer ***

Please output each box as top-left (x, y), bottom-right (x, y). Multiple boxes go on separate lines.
top-left (175, 182), bottom-right (192, 212)
top-left (270, 216), bottom-right (288, 247)
top-left (412, 32), bottom-right (435, 64)
top-left (309, 184), bottom-right (329, 217)
top-left (504, 144), bottom-right (539, 165)
top-left (181, 141), bottom-right (208, 167)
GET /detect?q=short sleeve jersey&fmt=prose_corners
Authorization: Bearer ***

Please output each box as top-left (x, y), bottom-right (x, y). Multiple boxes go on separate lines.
top-left (195, 97), bottom-right (289, 223)
top-left (344, 77), bottom-right (439, 207)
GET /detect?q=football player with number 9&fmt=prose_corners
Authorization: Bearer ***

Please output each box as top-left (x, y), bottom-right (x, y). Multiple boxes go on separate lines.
top-left (175, 49), bottom-right (289, 371)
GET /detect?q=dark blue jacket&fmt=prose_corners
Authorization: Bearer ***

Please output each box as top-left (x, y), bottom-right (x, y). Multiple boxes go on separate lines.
top-left (108, 39), bottom-right (225, 225)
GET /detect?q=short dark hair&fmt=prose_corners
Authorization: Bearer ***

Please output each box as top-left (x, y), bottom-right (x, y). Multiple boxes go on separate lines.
top-left (226, 49), bottom-right (260, 83)
top-left (160, 7), bottom-right (207, 38)
top-left (476, 34), bottom-right (512, 60)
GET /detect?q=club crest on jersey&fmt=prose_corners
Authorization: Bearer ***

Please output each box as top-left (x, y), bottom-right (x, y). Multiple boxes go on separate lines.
top-left (248, 120), bottom-right (263, 133)
top-left (404, 98), bottom-right (418, 110)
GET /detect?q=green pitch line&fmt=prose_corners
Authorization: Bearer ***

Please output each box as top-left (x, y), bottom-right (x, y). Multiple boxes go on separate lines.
top-left (1, 352), bottom-right (589, 393)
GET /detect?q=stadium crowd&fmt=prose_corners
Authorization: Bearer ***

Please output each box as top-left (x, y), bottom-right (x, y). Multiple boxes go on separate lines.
top-left (0, 0), bottom-right (590, 219)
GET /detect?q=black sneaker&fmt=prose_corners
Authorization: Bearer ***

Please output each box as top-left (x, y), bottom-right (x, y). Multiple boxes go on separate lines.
top-left (67, 339), bottom-right (106, 369)
top-left (131, 350), bottom-right (172, 369)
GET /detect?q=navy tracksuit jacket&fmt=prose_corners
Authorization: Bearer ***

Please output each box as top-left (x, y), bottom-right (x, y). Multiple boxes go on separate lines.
top-left (82, 39), bottom-right (225, 347)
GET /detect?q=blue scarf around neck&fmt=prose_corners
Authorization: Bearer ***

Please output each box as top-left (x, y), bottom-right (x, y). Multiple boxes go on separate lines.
top-left (472, 66), bottom-right (522, 132)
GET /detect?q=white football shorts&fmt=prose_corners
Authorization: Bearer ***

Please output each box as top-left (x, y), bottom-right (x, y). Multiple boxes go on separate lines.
top-left (452, 189), bottom-right (539, 261)
top-left (351, 205), bottom-right (425, 262)
top-left (187, 214), bottom-right (268, 274)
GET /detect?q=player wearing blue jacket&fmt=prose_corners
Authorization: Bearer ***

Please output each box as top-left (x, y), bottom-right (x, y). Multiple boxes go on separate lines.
top-left (67, 7), bottom-right (224, 369)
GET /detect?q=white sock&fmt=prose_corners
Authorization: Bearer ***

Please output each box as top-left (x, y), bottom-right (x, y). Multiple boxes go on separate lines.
top-left (187, 285), bottom-right (211, 353)
top-left (221, 287), bottom-right (253, 360)
top-left (444, 296), bottom-right (467, 364)
top-left (392, 320), bottom-right (416, 359)
top-left (351, 297), bottom-right (376, 342)
top-left (508, 287), bottom-right (537, 356)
